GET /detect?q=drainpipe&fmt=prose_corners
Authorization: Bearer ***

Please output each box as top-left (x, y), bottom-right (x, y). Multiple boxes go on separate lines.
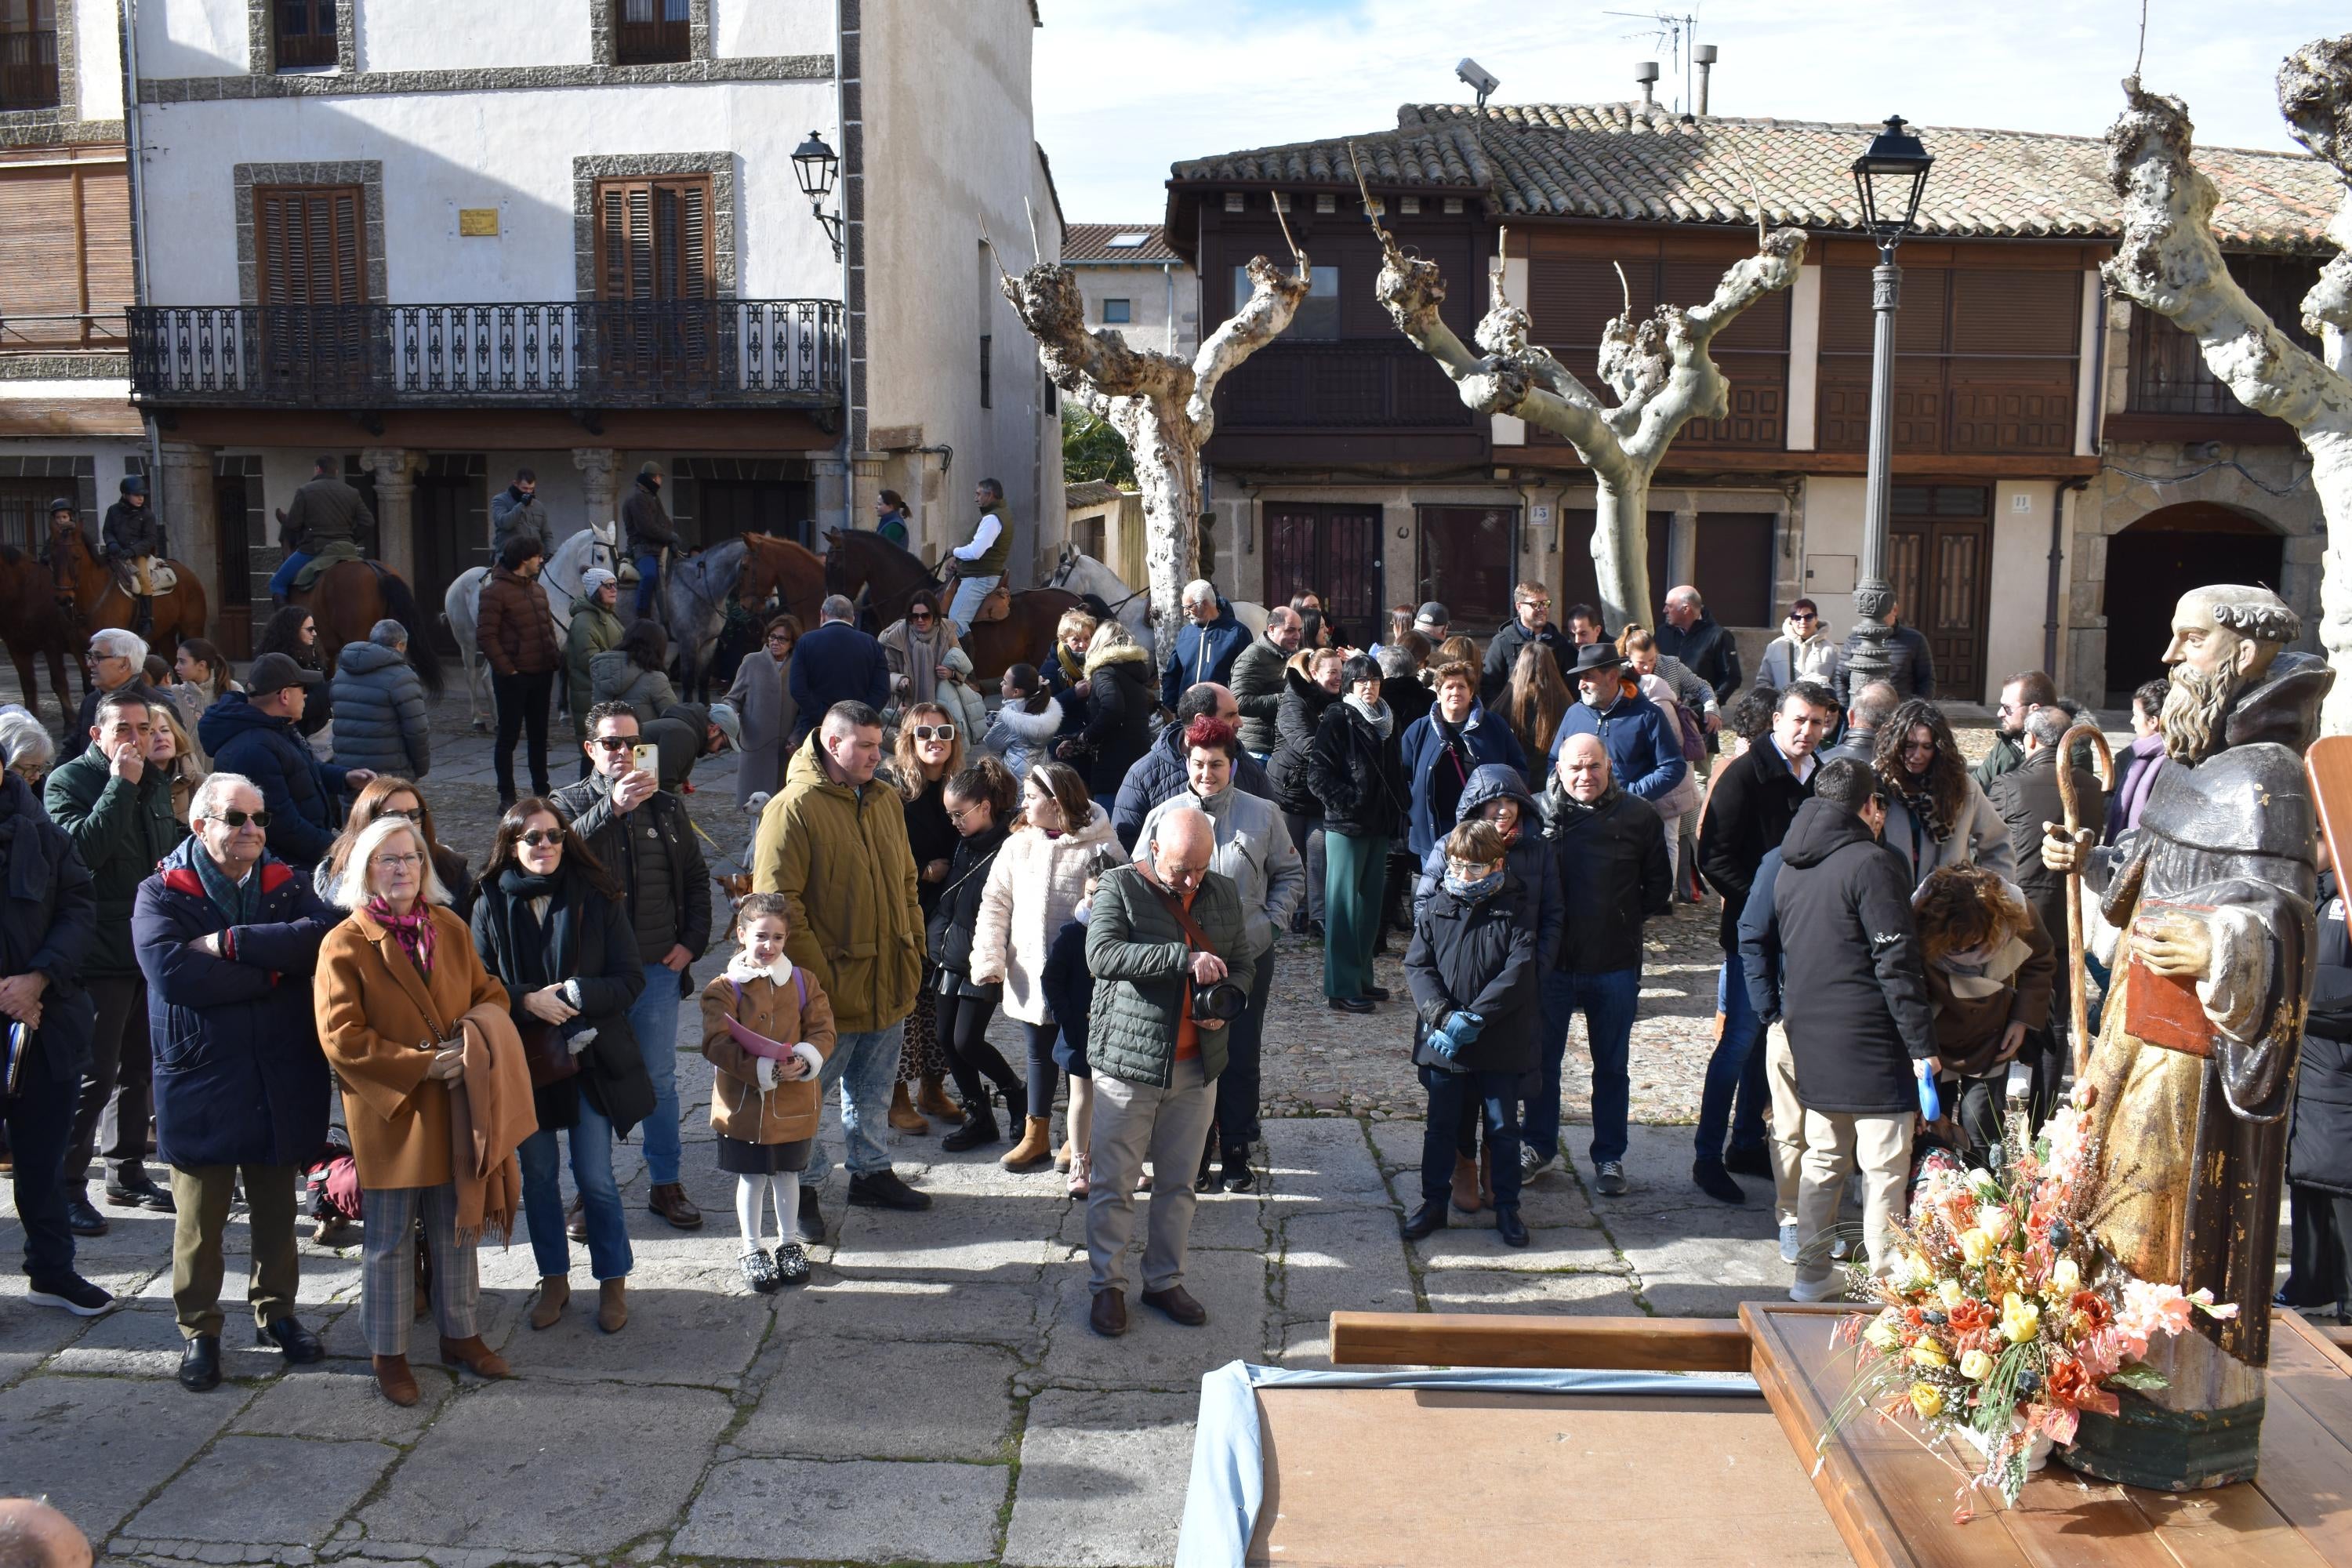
top-left (2045, 477), bottom-right (2089, 677)
top-left (122, 0), bottom-right (162, 486)
top-left (1164, 261), bottom-right (1174, 355)
top-left (834, 0), bottom-right (856, 539)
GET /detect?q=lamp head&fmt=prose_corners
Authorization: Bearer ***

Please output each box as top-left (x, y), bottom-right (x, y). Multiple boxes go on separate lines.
top-left (1851, 114), bottom-right (1933, 256)
top-left (792, 131), bottom-right (840, 204)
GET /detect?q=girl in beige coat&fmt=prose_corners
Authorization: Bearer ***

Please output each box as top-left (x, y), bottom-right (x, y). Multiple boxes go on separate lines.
top-left (701, 894), bottom-right (837, 1291)
top-left (969, 761), bottom-right (1121, 1172)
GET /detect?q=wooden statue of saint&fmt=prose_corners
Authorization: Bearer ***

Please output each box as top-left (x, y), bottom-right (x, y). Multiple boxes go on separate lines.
top-left (2044, 583), bottom-right (2333, 1490)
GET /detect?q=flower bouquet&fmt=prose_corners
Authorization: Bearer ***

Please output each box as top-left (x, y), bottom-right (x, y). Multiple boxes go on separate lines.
top-left (1817, 1090), bottom-right (2236, 1513)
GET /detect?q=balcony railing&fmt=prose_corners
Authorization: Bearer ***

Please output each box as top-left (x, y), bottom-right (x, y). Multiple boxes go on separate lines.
top-left (128, 299), bottom-right (844, 408)
top-left (1214, 339), bottom-right (1476, 430)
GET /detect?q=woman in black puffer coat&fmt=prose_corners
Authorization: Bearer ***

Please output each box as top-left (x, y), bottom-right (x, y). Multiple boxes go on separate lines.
top-left (1308, 653), bottom-right (1410, 1011)
top-left (1064, 623), bottom-right (1153, 800)
top-left (926, 758), bottom-right (1025, 1153)
top-left (2286, 867), bottom-right (2352, 1322)
top-left (1269, 648), bottom-right (1344, 928)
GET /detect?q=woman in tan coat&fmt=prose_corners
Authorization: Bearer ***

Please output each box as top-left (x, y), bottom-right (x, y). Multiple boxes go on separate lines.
top-left (702, 894), bottom-right (837, 1292)
top-left (316, 814), bottom-right (514, 1407)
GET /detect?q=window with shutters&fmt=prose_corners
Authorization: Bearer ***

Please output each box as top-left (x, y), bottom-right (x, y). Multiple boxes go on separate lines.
top-left (2126, 254), bottom-right (2323, 419)
top-left (253, 183), bottom-right (371, 396)
top-left (1817, 264), bottom-right (2080, 456)
top-left (614, 0), bottom-right (690, 65)
top-left (592, 174), bottom-right (718, 391)
top-left (0, 151), bottom-right (132, 349)
top-left (274, 0), bottom-right (336, 70)
top-left (0, 0), bottom-right (59, 111)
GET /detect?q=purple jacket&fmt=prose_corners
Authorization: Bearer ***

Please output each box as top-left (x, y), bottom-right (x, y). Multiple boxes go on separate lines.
top-left (2104, 731), bottom-right (2167, 844)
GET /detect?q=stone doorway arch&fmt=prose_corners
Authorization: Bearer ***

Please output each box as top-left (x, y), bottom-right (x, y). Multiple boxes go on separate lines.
top-left (2103, 500), bottom-right (2285, 702)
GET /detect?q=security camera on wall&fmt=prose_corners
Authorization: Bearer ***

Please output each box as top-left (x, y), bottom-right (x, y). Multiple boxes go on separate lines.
top-left (1456, 58), bottom-right (1501, 106)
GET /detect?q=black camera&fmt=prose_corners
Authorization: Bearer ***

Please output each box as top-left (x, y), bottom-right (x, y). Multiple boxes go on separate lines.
top-left (1192, 981), bottom-right (1247, 1022)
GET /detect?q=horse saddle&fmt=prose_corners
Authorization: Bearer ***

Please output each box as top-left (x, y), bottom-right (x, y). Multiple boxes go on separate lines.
top-left (114, 556), bottom-right (177, 595)
top-left (973, 584), bottom-right (1013, 624)
top-left (291, 539), bottom-right (364, 592)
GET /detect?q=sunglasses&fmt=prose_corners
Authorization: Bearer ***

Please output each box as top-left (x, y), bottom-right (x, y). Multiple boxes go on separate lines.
top-left (590, 735), bottom-right (639, 750)
top-left (1790, 612), bottom-right (1817, 622)
top-left (212, 808), bottom-right (272, 828)
top-left (909, 610), bottom-right (935, 622)
top-left (911, 724), bottom-right (956, 742)
top-left (517, 829), bottom-right (563, 848)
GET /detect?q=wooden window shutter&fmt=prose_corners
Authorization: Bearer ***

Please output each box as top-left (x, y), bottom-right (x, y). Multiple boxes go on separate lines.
top-left (594, 175), bottom-right (713, 300)
top-left (255, 184), bottom-right (366, 305)
top-left (1527, 257), bottom-right (1656, 352)
top-left (1950, 270), bottom-right (2078, 356)
top-left (0, 161), bottom-right (85, 341)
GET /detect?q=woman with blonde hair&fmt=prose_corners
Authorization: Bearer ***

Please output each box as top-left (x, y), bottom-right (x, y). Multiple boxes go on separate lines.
top-left (148, 707), bottom-right (206, 825)
top-left (883, 701), bottom-right (968, 1132)
top-left (1041, 607), bottom-right (1099, 720)
top-left (317, 776), bottom-right (477, 919)
top-left (1500, 642), bottom-right (1571, 769)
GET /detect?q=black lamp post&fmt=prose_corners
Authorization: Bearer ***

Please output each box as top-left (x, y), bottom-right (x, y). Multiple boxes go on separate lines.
top-left (1842, 115), bottom-right (1934, 690)
top-left (793, 131), bottom-right (844, 261)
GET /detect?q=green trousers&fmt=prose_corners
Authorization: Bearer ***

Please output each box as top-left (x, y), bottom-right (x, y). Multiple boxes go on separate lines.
top-left (169, 1163), bottom-right (302, 1341)
top-left (1323, 830), bottom-right (1388, 1003)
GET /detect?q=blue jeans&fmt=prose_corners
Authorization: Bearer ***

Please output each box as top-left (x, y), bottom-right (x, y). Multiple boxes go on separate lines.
top-left (1695, 957), bottom-right (1766, 1167)
top-left (625, 962), bottom-right (684, 1186)
top-left (269, 550), bottom-right (312, 601)
top-left (517, 1100), bottom-right (632, 1282)
top-left (947, 572), bottom-right (1000, 634)
top-left (633, 552), bottom-right (661, 616)
top-left (804, 1025), bottom-right (905, 1188)
top-left (1532, 967), bottom-right (1641, 1167)
top-left (1419, 1065), bottom-right (1523, 1212)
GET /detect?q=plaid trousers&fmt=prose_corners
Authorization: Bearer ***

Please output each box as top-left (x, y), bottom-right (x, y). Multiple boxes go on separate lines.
top-left (361, 1182), bottom-right (479, 1356)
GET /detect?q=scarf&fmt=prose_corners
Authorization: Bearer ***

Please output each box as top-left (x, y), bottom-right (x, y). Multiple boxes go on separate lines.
top-left (1345, 693), bottom-right (1392, 739)
top-left (724, 946), bottom-right (796, 989)
top-left (1882, 761), bottom-right (1955, 844)
top-left (1445, 867), bottom-right (1505, 903)
top-left (1055, 643), bottom-right (1085, 686)
top-left (492, 866), bottom-right (575, 990)
top-left (1548, 780), bottom-right (1624, 826)
top-left (368, 898), bottom-right (437, 975)
top-left (1929, 935), bottom-right (2031, 1000)
top-left (193, 844), bottom-right (261, 924)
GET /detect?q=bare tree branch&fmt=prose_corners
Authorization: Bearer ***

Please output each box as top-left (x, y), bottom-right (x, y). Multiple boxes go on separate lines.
top-left (1188, 254), bottom-right (1311, 430)
top-left (2280, 36), bottom-right (2352, 351)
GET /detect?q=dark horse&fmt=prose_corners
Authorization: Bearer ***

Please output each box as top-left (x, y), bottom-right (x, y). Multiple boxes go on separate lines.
top-left (288, 559), bottom-right (446, 699)
top-left (820, 528), bottom-right (1079, 682)
top-left (657, 532), bottom-right (828, 702)
top-left (0, 546), bottom-right (83, 731)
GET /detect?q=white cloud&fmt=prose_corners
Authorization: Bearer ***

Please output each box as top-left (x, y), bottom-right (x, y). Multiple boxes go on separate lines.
top-left (1036, 0), bottom-right (2342, 220)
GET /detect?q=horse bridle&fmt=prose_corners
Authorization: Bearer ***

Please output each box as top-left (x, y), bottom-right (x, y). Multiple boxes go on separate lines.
top-left (1049, 547), bottom-right (1145, 615)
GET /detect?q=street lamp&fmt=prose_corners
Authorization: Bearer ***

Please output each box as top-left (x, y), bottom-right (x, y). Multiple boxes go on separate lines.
top-left (1842, 115), bottom-right (1934, 690)
top-left (793, 131), bottom-right (844, 261)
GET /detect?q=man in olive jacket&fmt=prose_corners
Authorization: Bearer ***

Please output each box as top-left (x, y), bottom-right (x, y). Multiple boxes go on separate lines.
top-left (1083, 808), bottom-right (1256, 1338)
top-left (753, 701), bottom-right (928, 1226)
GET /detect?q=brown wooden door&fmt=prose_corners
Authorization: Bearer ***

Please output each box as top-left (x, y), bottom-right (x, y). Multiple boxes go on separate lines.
top-left (254, 183), bottom-right (369, 397)
top-left (1416, 506), bottom-right (1519, 633)
top-left (1265, 504), bottom-right (1381, 639)
top-left (593, 175), bottom-right (719, 396)
top-left (1886, 485), bottom-right (1991, 703)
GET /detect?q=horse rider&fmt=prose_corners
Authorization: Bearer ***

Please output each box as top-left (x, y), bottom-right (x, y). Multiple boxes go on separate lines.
top-left (270, 456), bottom-right (376, 604)
top-left (946, 477), bottom-right (1011, 637)
top-left (101, 476), bottom-right (166, 637)
top-left (37, 496), bottom-right (74, 568)
top-left (622, 461), bottom-right (677, 619)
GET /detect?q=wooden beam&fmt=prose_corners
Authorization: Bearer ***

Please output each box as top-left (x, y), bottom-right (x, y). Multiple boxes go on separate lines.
top-left (1327, 1312), bottom-right (1755, 1373)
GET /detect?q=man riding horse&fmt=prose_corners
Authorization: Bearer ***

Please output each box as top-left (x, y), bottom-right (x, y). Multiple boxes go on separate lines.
top-left (101, 476), bottom-right (165, 637)
top-left (946, 477), bottom-right (1011, 636)
top-left (270, 456), bottom-right (376, 604)
top-left (623, 461), bottom-right (676, 619)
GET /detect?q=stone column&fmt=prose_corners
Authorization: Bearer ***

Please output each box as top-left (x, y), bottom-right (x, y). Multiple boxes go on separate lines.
top-left (811, 456), bottom-right (849, 552)
top-left (362, 448), bottom-right (419, 580)
top-left (851, 448), bottom-right (886, 549)
top-left (1666, 506), bottom-right (1699, 597)
top-left (572, 447), bottom-right (619, 531)
top-left (156, 441), bottom-right (221, 622)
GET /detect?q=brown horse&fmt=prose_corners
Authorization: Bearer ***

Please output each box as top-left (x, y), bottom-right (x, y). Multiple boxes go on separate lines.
top-left (0, 545), bottom-right (85, 731)
top-left (289, 559), bottom-right (446, 698)
top-left (738, 532), bottom-right (826, 628)
top-left (47, 520), bottom-right (209, 656)
top-left (820, 528), bottom-right (1080, 681)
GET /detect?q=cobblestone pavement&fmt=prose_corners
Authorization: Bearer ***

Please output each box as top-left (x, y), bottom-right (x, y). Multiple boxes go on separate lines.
top-left (0, 671), bottom-right (2085, 1566)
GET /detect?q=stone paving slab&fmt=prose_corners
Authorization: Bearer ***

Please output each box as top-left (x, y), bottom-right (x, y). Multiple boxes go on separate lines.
top-left (674, 1456), bottom-right (1007, 1564)
top-left (1276, 1207), bottom-right (1417, 1322)
top-left (126, 1434), bottom-right (399, 1547)
top-left (1037, 1257), bottom-right (1269, 1393)
top-left (734, 1335), bottom-right (1021, 1461)
top-left (0, 1374), bottom-right (243, 1541)
top-left (1000, 1388), bottom-right (1198, 1568)
top-left (231, 1359), bottom-right (457, 1439)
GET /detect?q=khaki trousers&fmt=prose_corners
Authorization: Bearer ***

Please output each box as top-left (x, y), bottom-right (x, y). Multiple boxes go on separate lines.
top-left (1793, 1110), bottom-right (1911, 1288)
top-left (1763, 1023), bottom-right (1806, 1225)
top-left (1087, 1054), bottom-right (1216, 1295)
top-left (169, 1163), bottom-right (302, 1341)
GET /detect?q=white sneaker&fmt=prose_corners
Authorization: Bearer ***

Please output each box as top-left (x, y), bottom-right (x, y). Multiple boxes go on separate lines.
top-left (1789, 1272), bottom-right (1846, 1304)
top-left (1778, 1221), bottom-right (1800, 1265)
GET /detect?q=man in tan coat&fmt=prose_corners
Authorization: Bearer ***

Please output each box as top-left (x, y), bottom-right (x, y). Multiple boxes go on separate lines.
top-left (752, 700), bottom-right (927, 1233)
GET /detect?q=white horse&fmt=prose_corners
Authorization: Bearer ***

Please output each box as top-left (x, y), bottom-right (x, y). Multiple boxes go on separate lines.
top-left (444, 519), bottom-right (623, 731)
top-left (1046, 546), bottom-right (1267, 659)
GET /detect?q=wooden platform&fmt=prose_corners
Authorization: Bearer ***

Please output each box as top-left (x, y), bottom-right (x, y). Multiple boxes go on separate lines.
top-left (1745, 1302), bottom-right (2352, 1566)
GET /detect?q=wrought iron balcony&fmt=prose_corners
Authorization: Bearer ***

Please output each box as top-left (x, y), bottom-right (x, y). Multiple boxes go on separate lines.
top-left (127, 299), bottom-right (844, 409)
top-left (1214, 339), bottom-right (1476, 430)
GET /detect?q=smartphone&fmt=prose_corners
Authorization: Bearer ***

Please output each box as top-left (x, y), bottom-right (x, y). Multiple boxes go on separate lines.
top-left (631, 742), bottom-right (659, 775)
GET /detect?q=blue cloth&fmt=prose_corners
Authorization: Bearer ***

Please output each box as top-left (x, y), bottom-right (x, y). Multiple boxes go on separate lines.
top-left (1160, 603), bottom-right (1250, 710)
top-left (804, 1025), bottom-right (903, 1186)
top-left (5, 1073), bottom-right (78, 1282)
top-left (133, 837), bottom-right (338, 1171)
top-left (1041, 916), bottom-right (1094, 1077)
top-left (625, 962), bottom-right (683, 1187)
top-left (199, 691), bottom-right (350, 869)
top-left (1532, 966), bottom-right (1641, 1166)
top-left (519, 1102), bottom-right (632, 1281)
top-left (1551, 691), bottom-right (1686, 804)
top-left (786, 621), bottom-right (893, 741)
top-left (1399, 706), bottom-right (1527, 857)
top-left (633, 552), bottom-right (661, 616)
top-left (1110, 723), bottom-right (1274, 852)
top-left (1420, 1063), bottom-right (1522, 1207)
top-left (1697, 956), bottom-right (1767, 1165)
top-left (268, 551), bottom-right (312, 601)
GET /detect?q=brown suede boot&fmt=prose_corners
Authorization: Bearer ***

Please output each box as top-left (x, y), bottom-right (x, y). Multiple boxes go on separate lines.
top-left (888, 1080), bottom-right (929, 1134)
top-left (372, 1353), bottom-right (419, 1406)
top-left (1003, 1116), bottom-right (1054, 1171)
top-left (1055, 1138), bottom-right (1074, 1174)
top-left (1450, 1154), bottom-right (1483, 1214)
top-left (915, 1075), bottom-right (961, 1122)
top-left (528, 1276), bottom-right (568, 1330)
top-left (596, 1278), bottom-right (629, 1334)
top-left (438, 1334), bottom-right (511, 1379)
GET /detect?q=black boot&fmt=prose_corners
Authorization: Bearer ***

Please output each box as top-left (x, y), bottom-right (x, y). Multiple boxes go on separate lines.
top-left (134, 594), bottom-right (154, 637)
top-left (942, 1111), bottom-right (1002, 1152)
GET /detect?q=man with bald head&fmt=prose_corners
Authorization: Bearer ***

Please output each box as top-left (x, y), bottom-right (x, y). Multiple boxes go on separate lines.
top-left (1082, 806), bottom-right (1257, 1337)
top-left (0, 1498), bottom-right (93, 1568)
top-left (1530, 733), bottom-right (1671, 1196)
top-left (1658, 586), bottom-right (1742, 708)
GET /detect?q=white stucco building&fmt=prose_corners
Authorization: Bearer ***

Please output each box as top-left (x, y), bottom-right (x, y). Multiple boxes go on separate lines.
top-left (1062, 223), bottom-right (1196, 358)
top-left (125, 0), bottom-right (1062, 652)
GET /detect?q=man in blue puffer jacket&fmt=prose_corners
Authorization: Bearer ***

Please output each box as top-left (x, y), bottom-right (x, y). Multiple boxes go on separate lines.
top-left (328, 619), bottom-right (430, 780)
top-left (199, 655), bottom-right (372, 873)
top-left (1159, 582), bottom-right (1249, 710)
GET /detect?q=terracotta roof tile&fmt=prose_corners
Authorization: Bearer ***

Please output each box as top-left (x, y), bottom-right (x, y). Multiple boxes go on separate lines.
top-left (1062, 223), bottom-right (1180, 263)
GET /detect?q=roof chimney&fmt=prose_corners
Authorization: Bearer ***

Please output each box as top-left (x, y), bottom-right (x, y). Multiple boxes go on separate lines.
top-left (1693, 45), bottom-right (1718, 116)
top-left (1634, 60), bottom-right (1660, 113)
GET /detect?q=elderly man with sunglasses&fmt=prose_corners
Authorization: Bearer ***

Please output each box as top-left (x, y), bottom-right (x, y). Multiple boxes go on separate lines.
top-left (132, 771), bottom-right (340, 1392)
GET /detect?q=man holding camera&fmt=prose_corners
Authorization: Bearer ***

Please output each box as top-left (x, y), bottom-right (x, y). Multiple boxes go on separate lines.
top-left (1083, 808), bottom-right (1256, 1337)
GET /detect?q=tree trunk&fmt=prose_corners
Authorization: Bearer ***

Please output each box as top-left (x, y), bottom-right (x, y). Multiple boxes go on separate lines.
top-left (1115, 396), bottom-right (1204, 654)
top-left (1591, 474), bottom-right (1653, 633)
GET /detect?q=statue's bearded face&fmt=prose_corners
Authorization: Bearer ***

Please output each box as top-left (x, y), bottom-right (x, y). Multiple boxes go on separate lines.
top-left (2159, 656), bottom-right (2242, 766)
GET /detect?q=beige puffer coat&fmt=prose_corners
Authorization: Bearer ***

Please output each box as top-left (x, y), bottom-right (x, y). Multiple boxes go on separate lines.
top-left (969, 800), bottom-right (1120, 1024)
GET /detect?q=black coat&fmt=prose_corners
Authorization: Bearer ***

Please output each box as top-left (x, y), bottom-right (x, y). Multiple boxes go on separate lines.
top-left (470, 864), bottom-right (653, 1136)
top-left (1479, 617), bottom-right (1569, 706)
top-left (2290, 874), bottom-right (2352, 1195)
top-left (1404, 875), bottom-right (1541, 1074)
top-left (1385, 675), bottom-right (1435, 738)
top-left (786, 622), bottom-right (891, 741)
top-left (0, 771), bottom-right (96, 1090)
top-left (1833, 625), bottom-right (1935, 705)
top-left (1269, 666), bottom-right (1337, 819)
top-left (1657, 614), bottom-right (1742, 706)
top-left (199, 691), bottom-right (350, 869)
top-left (1077, 648), bottom-right (1156, 799)
top-left (1773, 798), bottom-right (1937, 1115)
top-left (1697, 738), bottom-right (1815, 950)
top-left (1535, 782), bottom-right (1671, 976)
top-left (548, 773), bottom-right (712, 963)
top-left (926, 825), bottom-right (1008, 982)
top-left (1307, 700), bottom-right (1408, 840)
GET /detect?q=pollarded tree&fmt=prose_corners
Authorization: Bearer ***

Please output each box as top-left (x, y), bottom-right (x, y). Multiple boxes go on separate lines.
top-left (2106, 37), bottom-right (2352, 731)
top-left (1360, 154), bottom-right (1806, 632)
top-left (997, 229), bottom-right (1309, 644)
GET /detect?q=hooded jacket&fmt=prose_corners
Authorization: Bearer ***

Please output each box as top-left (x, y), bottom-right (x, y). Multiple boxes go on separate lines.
top-left (1140, 780), bottom-right (1305, 959)
top-left (1269, 665), bottom-right (1338, 819)
top-left (1552, 688), bottom-right (1686, 806)
top-left (1405, 870), bottom-right (1541, 1074)
top-left (983, 695), bottom-right (1064, 783)
top-left (1160, 600), bottom-right (1250, 710)
top-left (1413, 764), bottom-right (1562, 955)
top-left (1400, 701), bottom-right (1527, 856)
top-left (477, 564), bottom-right (561, 677)
top-left (1110, 719), bottom-right (1272, 851)
top-left (1536, 778), bottom-right (1671, 975)
top-left (971, 801), bottom-right (1122, 1025)
top-left (750, 732), bottom-right (924, 1032)
top-left (199, 691), bottom-right (350, 870)
top-left (1230, 633), bottom-right (1291, 755)
top-left (1308, 697), bottom-right (1409, 840)
top-left (1772, 797), bottom-right (1937, 1115)
top-left (590, 648), bottom-right (680, 723)
top-left (135, 837), bottom-right (337, 1169)
top-left (1755, 621), bottom-right (1841, 694)
top-left (44, 742), bottom-right (187, 976)
top-left (1077, 641), bottom-right (1156, 798)
top-left (328, 637), bottom-right (431, 779)
top-left (564, 595), bottom-right (629, 739)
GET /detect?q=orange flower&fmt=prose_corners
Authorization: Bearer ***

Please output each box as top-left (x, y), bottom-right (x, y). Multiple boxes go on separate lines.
top-left (1947, 1298), bottom-right (1993, 1336)
top-left (2045, 1355), bottom-right (2094, 1409)
top-left (2069, 1290), bottom-right (2112, 1330)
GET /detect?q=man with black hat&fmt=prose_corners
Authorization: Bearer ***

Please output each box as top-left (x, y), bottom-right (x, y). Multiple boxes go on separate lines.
top-left (1412, 601), bottom-right (1449, 645)
top-left (1549, 641), bottom-right (1686, 805)
top-left (622, 461), bottom-right (677, 618)
top-left (197, 653), bottom-right (373, 873)
top-left (101, 477), bottom-right (166, 635)
top-left (270, 457), bottom-right (375, 603)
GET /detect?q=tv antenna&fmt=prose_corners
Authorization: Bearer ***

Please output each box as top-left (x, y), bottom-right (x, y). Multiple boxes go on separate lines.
top-left (1603, 10), bottom-right (1700, 115)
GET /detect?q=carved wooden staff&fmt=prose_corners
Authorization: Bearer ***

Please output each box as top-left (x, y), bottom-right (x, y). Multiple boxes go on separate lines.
top-left (2055, 722), bottom-right (2117, 1076)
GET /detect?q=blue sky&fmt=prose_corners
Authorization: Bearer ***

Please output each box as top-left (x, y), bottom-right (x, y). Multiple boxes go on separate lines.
top-left (1034, 0), bottom-right (2346, 222)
